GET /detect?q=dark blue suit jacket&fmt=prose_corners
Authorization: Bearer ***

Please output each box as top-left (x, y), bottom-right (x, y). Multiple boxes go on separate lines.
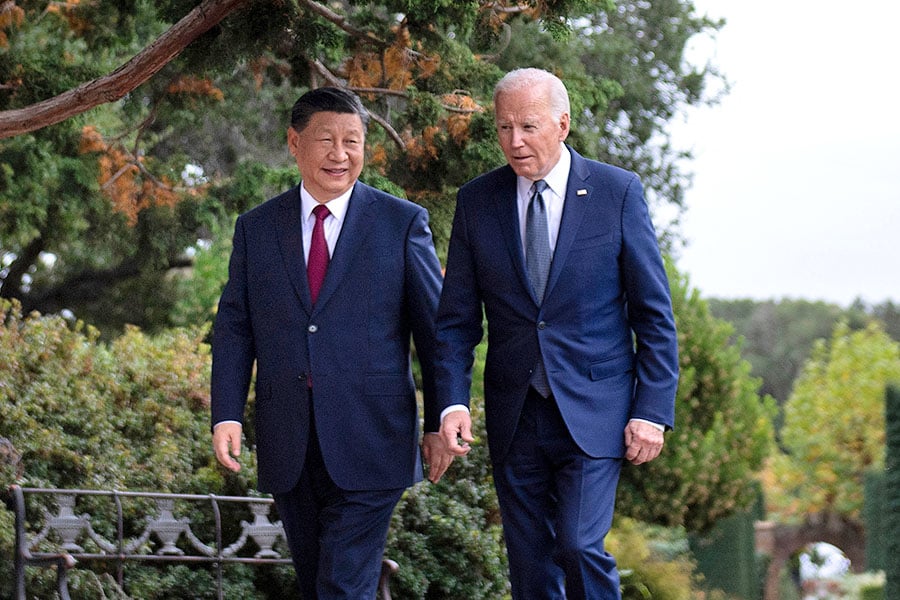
top-left (211, 182), bottom-right (443, 494)
top-left (435, 147), bottom-right (679, 463)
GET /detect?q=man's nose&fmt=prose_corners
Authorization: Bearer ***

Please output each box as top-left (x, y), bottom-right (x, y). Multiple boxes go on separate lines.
top-left (328, 143), bottom-right (348, 160)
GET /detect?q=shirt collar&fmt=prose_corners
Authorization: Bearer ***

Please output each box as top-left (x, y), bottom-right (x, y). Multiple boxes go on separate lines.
top-left (299, 182), bottom-right (353, 222)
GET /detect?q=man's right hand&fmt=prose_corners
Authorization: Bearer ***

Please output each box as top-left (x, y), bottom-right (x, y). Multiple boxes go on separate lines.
top-left (439, 410), bottom-right (475, 457)
top-left (212, 422), bottom-right (243, 472)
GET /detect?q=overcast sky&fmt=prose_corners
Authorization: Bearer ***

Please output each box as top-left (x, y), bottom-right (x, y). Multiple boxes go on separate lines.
top-left (669, 1), bottom-right (900, 307)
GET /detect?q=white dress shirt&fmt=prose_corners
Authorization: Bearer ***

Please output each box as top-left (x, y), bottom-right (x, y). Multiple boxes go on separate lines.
top-left (300, 182), bottom-right (352, 260)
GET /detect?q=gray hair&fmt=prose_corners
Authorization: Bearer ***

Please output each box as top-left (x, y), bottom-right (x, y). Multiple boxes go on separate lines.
top-left (493, 68), bottom-right (570, 120)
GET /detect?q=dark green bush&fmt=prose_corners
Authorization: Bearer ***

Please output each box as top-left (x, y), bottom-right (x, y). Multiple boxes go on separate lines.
top-left (0, 298), bottom-right (263, 598)
top-left (389, 343), bottom-right (510, 598)
top-left (885, 384), bottom-right (900, 600)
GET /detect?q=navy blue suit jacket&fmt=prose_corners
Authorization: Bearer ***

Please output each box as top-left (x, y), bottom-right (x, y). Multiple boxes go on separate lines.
top-left (435, 147), bottom-right (679, 463)
top-left (211, 182), bottom-right (443, 494)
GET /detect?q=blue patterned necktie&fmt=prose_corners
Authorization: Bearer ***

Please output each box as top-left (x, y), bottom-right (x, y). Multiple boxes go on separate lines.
top-left (525, 179), bottom-right (551, 302)
top-left (525, 179), bottom-right (552, 396)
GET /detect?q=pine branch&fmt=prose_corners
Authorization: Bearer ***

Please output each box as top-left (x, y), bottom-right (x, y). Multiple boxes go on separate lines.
top-left (0, 0), bottom-right (249, 139)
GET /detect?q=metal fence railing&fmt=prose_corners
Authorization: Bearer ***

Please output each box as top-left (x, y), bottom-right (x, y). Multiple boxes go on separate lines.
top-left (5, 484), bottom-right (397, 600)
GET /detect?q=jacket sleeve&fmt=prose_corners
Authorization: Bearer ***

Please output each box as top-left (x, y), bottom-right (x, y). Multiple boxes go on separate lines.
top-left (210, 215), bottom-right (257, 429)
top-left (433, 191), bottom-right (485, 417)
top-left (404, 207), bottom-right (445, 433)
top-left (619, 174), bottom-right (679, 429)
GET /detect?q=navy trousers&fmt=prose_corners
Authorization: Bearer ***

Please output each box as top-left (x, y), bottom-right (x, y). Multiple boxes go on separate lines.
top-left (273, 392), bottom-right (404, 600)
top-left (493, 388), bottom-right (623, 599)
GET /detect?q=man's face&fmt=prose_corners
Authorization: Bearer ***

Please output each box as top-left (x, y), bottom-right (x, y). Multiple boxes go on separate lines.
top-left (287, 111), bottom-right (365, 202)
top-left (494, 84), bottom-right (569, 181)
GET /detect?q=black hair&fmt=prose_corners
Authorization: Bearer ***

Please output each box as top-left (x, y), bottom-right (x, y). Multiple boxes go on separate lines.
top-left (289, 87), bottom-right (370, 132)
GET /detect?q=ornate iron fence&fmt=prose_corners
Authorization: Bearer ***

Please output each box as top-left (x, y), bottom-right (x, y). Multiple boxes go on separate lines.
top-left (6, 484), bottom-right (397, 599)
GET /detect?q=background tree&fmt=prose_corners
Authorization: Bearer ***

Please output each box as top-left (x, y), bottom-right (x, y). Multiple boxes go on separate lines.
top-left (708, 298), bottom-right (900, 440)
top-left (2, 0), bottom-right (722, 336)
top-left (707, 299), bottom-right (849, 405)
top-left (764, 321), bottom-right (900, 524)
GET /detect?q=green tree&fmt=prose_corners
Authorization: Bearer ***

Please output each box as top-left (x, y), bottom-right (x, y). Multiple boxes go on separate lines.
top-left (616, 263), bottom-right (776, 533)
top-left (2, 0), bottom-right (723, 335)
top-left (869, 300), bottom-right (900, 343)
top-left (766, 321), bottom-right (900, 523)
top-left (707, 299), bottom-right (849, 406)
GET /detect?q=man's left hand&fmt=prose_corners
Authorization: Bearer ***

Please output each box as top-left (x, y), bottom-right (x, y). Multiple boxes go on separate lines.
top-left (624, 420), bottom-right (664, 465)
top-left (422, 433), bottom-right (455, 483)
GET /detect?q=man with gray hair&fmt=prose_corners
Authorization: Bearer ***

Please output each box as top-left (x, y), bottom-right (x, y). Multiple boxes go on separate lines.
top-left (432, 68), bottom-right (679, 599)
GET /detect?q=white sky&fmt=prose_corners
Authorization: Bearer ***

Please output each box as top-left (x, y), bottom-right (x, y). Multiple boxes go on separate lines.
top-left (669, 1), bottom-right (900, 307)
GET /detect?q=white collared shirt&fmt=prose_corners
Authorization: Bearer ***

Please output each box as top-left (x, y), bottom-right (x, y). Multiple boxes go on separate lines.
top-left (300, 182), bottom-right (353, 260)
top-left (517, 143), bottom-right (570, 256)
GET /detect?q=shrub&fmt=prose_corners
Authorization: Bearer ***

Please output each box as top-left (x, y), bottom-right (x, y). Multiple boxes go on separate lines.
top-left (1, 296), bottom-right (737, 599)
top-left (0, 298), bottom-right (263, 598)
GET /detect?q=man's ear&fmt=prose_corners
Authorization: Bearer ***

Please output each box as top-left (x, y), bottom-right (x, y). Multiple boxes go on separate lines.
top-left (287, 127), bottom-right (299, 155)
top-left (558, 113), bottom-right (571, 141)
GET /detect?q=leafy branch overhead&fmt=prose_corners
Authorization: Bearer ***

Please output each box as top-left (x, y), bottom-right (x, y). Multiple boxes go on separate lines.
top-left (0, 0), bottom-right (721, 336)
top-left (0, 0), bottom-right (555, 139)
top-left (0, 0), bottom-right (249, 139)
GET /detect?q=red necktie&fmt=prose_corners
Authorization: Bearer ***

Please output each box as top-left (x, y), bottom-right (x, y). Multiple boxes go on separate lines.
top-left (307, 204), bottom-right (331, 304)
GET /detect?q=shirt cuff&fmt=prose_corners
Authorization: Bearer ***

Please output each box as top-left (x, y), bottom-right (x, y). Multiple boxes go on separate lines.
top-left (213, 420), bottom-right (242, 430)
top-left (440, 404), bottom-right (470, 424)
top-left (629, 418), bottom-right (664, 431)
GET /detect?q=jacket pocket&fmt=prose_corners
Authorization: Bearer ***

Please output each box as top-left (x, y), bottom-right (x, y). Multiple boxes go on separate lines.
top-left (588, 353), bottom-right (635, 381)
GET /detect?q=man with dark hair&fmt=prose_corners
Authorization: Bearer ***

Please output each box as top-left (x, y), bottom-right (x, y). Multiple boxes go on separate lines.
top-left (211, 87), bottom-right (448, 598)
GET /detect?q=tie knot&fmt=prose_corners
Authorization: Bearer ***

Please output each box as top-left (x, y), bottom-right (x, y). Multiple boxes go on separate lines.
top-left (531, 179), bottom-right (549, 197)
top-left (313, 204), bottom-right (331, 221)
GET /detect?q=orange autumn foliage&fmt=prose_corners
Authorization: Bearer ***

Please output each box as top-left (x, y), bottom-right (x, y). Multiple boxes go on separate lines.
top-left (402, 94), bottom-right (484, 171)
top-left (80, 126), bottom-right (180, 226)
top-left (45, 0), bottom-right (90, 36)
top-left (403, 125), bottom-right (442, 171)
top-left (167, 75), bottom-right (224, 102)
top-left (0, 1), bottom-right (25, 48)
top-left (346, 24), bottom-right (439, 93)
top-left (368, 143), bottom-right (388, 172)
top-left (441, 93), bottom-right (483, 144)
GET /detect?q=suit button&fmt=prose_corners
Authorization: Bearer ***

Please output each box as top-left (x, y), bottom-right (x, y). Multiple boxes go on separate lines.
top-left (538, 321), bottom-right (547, 329)
top-left (308, 324), bottom-right (318, 333)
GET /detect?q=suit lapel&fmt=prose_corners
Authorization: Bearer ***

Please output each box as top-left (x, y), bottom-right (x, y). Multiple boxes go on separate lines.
top-left (276, 187), bottom-right (314, 313)
top-left (493, 168), bottom-right (537, 303)
top-left (546, 148), bottom-right (593, 299)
